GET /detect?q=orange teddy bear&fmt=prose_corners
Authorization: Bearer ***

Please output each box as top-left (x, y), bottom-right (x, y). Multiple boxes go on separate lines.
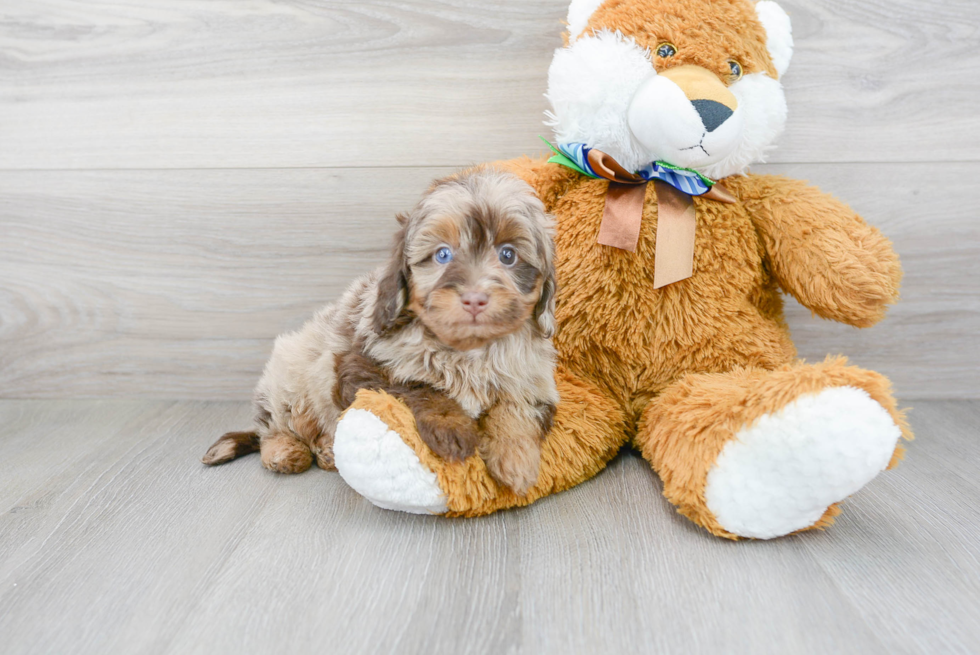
top-left (331, 0), bottom-right (911, 539)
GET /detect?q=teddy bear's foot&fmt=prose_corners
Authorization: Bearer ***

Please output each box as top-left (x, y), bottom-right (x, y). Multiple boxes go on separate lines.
top-left (333, 371), bottom-right (626, 517)
top-left (334, 407), bottom-right (448, 515)
top-left (637, 357), bottom-right (912, 540)
top-left (704, 386), bottom-right (900, 538)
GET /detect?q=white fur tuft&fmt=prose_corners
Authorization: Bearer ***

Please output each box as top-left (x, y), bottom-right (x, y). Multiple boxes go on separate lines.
top-left (547, 2), bottom-right (793, 178)
top-left (566, 0), bottom-right (608, 41)
top-left (546, 30), bottom-right (655, 172)
top-left (755, 1), bottom-right (793, 77)
top-left (705, 387), bottom-right (901, 539)
top-left (334, 409), bottom-right (448, 515)
top-left (699, 71), bottom-right (788, 179)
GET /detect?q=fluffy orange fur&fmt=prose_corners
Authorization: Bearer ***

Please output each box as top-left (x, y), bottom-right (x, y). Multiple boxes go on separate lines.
top-left (343, 0), bottom-right (911, 537)
top-left (572, 0), bottom-right (778, 79)
top-left (348, 161), bottom-right (910, 535)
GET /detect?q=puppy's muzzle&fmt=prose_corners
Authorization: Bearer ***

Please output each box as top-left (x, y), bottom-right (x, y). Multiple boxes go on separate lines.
top-left (460, 291), bottom-right (489, 317)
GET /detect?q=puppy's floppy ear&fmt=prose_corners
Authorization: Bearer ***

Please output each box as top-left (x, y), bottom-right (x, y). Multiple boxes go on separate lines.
top-left (517, 190), bottom-right (558, 339)
top-left (372, 216), bottom-right (411, 334)
top-left (534, 271), bottom-right (557, 339)
top-left (533, 217), bottom-right (558, 339)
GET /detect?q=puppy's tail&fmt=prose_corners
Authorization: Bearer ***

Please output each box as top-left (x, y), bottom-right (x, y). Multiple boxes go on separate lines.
top-left (202, 431), bottom-right (260, 466)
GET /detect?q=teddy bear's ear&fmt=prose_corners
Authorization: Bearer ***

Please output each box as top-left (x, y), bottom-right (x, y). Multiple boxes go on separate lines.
top-left (566, 0), bottom-right (607, 41)
top-left (755, 1), bottom-right (793, 78)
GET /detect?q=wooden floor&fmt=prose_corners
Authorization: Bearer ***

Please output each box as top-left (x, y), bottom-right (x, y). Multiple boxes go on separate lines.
top-left (0, 399), bottom-right (977, 654)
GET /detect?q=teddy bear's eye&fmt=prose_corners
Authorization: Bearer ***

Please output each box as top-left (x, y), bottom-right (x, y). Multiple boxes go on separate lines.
top-left (656, 43), bottom-right (677, 58)
top-left (728, 60), bottom-right (744, 82)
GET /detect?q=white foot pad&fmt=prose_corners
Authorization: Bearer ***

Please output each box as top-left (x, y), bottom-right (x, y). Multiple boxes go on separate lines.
top-left (334, 409), bottom-right (448, 515)
top-left (705, 387), bottom-right (901, 539)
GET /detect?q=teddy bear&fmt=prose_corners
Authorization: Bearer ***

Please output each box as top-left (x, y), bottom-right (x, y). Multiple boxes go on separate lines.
top-left (328, 0), bottom-right (912, 539)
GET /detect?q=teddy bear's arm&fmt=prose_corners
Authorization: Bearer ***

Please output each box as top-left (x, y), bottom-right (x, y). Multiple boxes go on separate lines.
top-left (740, 175), bottom-right (902, 328)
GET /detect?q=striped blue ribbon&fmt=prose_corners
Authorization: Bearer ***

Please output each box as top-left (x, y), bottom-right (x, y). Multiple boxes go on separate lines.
top-left (555, 142), bottom-right (714, 196)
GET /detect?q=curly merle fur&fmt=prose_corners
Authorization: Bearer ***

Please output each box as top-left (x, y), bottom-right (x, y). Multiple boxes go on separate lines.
top-left (203, 168), bottom-right (559, 495)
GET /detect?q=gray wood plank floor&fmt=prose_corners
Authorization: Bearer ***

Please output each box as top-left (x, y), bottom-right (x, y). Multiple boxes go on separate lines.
top-left (1, 399), bottom-right (978, 655)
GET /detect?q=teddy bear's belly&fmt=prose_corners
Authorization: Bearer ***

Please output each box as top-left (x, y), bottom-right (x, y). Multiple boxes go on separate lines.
top-left (551, 183), bottom-right (796, 405)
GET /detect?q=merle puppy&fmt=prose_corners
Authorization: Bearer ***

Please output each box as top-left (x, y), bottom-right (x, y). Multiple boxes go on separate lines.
top-left (203, 168), bottom-right (559, 495)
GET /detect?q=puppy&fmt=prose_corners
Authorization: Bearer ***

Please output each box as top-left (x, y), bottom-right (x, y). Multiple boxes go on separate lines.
top-left (202, 168), bottom-right (559, 495)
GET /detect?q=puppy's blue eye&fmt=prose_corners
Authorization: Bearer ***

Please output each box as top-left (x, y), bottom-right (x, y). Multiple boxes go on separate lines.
top-left (434, 246), bottom-right (453, 264)
top-left (498, 245), bottom-right (517, 267)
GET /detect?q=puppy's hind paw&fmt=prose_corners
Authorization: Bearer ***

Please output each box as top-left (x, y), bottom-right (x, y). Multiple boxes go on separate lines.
top-left (260, 433), bottom-right (313, 474)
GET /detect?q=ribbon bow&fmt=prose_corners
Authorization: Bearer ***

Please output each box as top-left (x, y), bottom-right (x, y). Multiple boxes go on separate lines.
top-left (542, 138), bottom-right (736, 288)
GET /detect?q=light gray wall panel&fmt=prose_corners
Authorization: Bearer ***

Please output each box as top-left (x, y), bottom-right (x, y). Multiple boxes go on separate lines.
top-left (0, 0), bottom-right (974, 399)
top-left (1, 163), bottom-right (975, 399)
top-left (0, 0), bottom-right (977, 169)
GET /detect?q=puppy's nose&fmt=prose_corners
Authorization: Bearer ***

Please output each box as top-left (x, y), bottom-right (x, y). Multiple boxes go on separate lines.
top-left (460, 291), bottom-right (489, 316)
top-left (691, 99), bottom-right (733, 133)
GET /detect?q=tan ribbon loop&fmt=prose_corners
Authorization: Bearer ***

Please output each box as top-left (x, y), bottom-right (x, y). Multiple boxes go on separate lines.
top-left (653, 181), bottom-right (697, 289)
top-left (584, 147), bottom-right (737, 287)
top-left (703, 182), bottom-right (737, 204)
top-left (588, 150), bottom-right (644, 184)
top-left (598, 182), bottom-right (648, 252)
top-left (591, 150), bottom-right (649, 252)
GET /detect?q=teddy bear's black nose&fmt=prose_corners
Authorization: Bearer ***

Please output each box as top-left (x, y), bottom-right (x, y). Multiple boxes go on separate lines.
top-left (691, 99), bottom-right (734, 132)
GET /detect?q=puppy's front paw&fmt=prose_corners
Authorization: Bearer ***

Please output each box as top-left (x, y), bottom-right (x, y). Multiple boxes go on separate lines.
top-left (415, 412), bottom-right (480, 462)
top-left (483, 440), bottom-right (541, 497)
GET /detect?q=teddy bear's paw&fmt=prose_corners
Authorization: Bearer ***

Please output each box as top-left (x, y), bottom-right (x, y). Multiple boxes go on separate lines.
top-left (333, 408), bottom-right (448, 515)
top-left (704, 386), bottom-right (901, 539)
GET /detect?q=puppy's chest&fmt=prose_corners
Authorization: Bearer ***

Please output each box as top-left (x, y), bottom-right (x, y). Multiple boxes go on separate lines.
top-left (421, 352), bottom-right (523, 419)
top-left (388, 349), bottom-right (534, 418)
